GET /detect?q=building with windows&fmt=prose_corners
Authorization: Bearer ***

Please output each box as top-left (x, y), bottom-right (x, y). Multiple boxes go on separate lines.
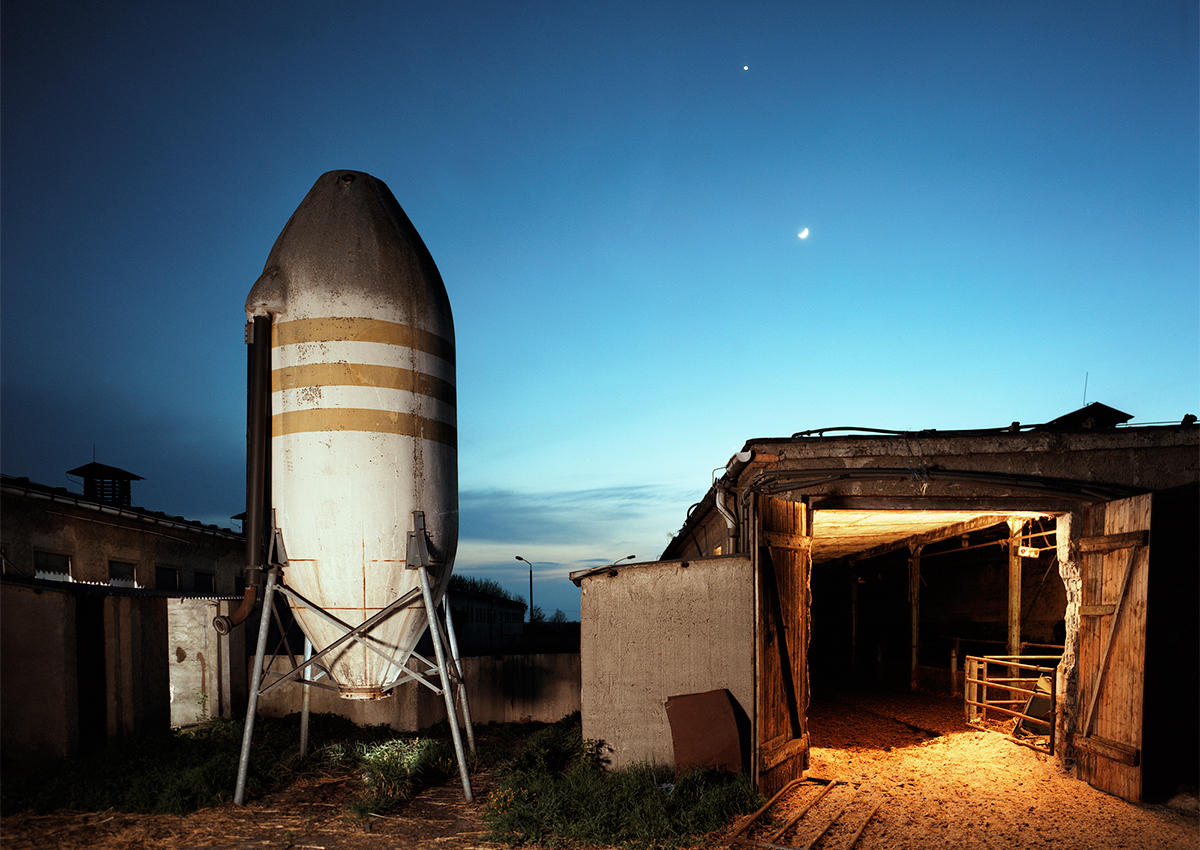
top-left (1, 468), bottom-right (244, 593)
top-left (1, 466), bottom-right (248, 764)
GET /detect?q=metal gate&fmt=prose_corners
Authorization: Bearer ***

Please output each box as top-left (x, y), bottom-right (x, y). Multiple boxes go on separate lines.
top-left (964, 654), bottom-right (1059, 755)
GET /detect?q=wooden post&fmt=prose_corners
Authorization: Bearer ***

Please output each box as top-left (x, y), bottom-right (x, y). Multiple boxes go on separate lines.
top-left (1007, 518), bottom-right (1024, 658)
top-left (951, 637), bottom-right (960, 697)
top-left (965, 657), bottom-right (977, 722)
top-left (908, 544), bottom-right (923, 690)
top-left (850, 571), bottom-right (858, 679)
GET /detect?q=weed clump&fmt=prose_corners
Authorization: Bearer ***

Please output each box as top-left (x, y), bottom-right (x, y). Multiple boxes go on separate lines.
top-left (483, 714), bottom-right (762, 848)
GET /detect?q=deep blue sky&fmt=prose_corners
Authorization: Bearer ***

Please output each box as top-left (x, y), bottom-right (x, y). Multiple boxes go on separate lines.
top-left (3, 1), bottom-right (1197, 619)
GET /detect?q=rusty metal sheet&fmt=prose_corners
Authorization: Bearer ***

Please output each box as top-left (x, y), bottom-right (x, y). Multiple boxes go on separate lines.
top-left (665, 688), bottom-right (744, 775)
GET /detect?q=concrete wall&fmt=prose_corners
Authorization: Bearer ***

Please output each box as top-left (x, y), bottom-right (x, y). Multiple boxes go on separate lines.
top-left (167, 599), bottom-right (247, 727)
top-left (103, 595), bottom-right (170, 738)
top-left (578, 556), bottom-right (755, 771)
top-left (255, 653), bottom-right (581, 730)
top-left (1, 583), bottom-right (178, 764)
top-left (1, 583), bottom-right (80, 763)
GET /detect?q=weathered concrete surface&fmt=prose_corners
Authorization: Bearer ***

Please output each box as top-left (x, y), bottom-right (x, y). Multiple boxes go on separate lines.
top-left (1, 584), bottom-right (175, 764)
top-left (578, 556), bottom-right (755, 771)
top-left (103, 595), bottom-right (169, 739)
top-left (255, 653), bottom-right (581, 730)
top-left (167, 599), bottom-right (247, 727)
top-left (1, 583), bottom-right (79, 763)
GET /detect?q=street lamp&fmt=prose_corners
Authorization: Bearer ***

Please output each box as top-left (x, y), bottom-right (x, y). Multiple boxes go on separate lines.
top-left (610, 555), bottom-right (636, 566)
top-left (515, 556), bottom-right (533, 622)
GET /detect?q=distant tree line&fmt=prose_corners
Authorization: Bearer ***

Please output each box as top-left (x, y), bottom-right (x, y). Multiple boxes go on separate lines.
top-left (447, 574), bottom-right (526, 610)
top-left (447, 574), bottom-right (571, 623)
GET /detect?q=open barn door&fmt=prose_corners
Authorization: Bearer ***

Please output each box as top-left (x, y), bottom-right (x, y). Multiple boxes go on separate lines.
top-left (754, 494), bottom-right (811, 794)
top-left (1074, 493), bottom-right (1152, 802)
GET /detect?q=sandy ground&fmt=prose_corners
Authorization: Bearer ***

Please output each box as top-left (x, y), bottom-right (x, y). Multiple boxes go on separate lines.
top-left (783, 691), bottom-right (1199, 849)
top-left (2, 692), bottom-right (1196, 849)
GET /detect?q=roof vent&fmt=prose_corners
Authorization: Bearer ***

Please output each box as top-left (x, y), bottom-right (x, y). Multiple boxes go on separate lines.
top-left (66, 461), bottom-right (144, 507)
top-left (1041, 402), bottom-right (1132, 431)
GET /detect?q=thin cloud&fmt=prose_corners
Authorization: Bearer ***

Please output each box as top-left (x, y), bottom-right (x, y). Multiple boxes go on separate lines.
top-left (459, 484), bottom-right (674, 544)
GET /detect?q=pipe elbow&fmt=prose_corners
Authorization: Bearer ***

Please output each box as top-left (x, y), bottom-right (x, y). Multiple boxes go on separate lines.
top-left (213, 585), bottom-right (258, 634)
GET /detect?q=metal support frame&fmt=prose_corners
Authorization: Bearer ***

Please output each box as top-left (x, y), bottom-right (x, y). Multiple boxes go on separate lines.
top-left (232, 512), bottom-right (476, 805)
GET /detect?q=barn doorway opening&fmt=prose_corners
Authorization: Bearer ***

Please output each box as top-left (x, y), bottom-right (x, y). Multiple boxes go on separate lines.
top-left (807, 510), bottom-right (1067, 706)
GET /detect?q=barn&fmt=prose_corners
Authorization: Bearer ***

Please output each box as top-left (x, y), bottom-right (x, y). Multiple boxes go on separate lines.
top-left (572, 404), bottom-right (1198, 804)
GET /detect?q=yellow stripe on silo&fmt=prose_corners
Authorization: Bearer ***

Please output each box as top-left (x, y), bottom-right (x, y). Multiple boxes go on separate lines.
top-left (272, 318), bottom-right (455, 366)
top-left (272, 408), bottom-right (457, 446)
top-left (273, 363), bottom-right (456, 408)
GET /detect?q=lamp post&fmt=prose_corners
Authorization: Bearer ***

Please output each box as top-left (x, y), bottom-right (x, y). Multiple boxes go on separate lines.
top-left (610, 554), bottom-right (636, 567)
top-left (515, 556), bottom-right (533, 623)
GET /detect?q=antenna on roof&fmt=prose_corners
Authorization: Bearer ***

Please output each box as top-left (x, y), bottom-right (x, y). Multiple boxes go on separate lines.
top-left (1083, 372), bottom-right (1088, 405)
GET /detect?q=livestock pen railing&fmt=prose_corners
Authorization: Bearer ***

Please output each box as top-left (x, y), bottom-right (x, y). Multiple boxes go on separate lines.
top-left (964, 655), bottom-right (1059, 755)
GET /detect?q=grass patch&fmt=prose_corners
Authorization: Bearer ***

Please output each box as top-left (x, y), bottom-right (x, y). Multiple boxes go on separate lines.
top-left (345, 736), bottom-right (458, 817)
top-left (483, 714), bottom-right (763, 848)
top-left (0, 713), bottom-right (455, 818)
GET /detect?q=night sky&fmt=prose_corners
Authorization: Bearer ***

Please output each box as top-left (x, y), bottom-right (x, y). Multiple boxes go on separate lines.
top-left (3, 1), bottom-right (1197, 618)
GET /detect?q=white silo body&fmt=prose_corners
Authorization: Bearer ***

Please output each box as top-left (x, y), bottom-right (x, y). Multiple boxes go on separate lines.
top-left (246, 170), bottom-right (456, 699)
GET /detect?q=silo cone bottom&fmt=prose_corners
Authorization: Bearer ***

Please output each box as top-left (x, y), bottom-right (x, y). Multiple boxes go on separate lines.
top-left (338, 685), bottom-right (392, 700)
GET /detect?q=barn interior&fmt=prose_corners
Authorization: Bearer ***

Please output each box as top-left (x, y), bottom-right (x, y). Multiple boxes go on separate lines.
top-left (805, 508), bottom-right (1065, 695)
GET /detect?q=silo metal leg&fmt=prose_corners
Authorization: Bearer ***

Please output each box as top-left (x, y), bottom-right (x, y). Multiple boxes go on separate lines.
top-left (417, 565), bottom-right (474, 802)
top-left (443, 596), bottom-right (476, 757)
top-left (235, 565), bottom-right (280, 805)
top-left (299, 636), bottom-right (312, 758)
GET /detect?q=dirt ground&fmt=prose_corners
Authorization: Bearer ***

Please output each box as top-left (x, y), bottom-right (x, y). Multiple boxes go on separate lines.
top-left (2, 692), bottom-right (1196, 849)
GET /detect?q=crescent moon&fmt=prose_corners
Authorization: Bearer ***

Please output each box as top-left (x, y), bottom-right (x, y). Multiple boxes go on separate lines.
top-left (798, 228), bottom-right (809, 239)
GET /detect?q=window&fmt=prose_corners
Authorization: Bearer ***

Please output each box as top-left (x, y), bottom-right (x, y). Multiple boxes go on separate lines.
top-left (155, 565), bottom-right (179, 591)
top-left (109, 560), bottom-right (137, 588)
top-left (194, 571), bottom-right (215, 594)
top-left (34, 551), bottom-right (71, 582)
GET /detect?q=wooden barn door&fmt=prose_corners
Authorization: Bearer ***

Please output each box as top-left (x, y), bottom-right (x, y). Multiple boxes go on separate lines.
top-left (1074, 493), bottom-right (1152, 803)
top-left (754, 494), bottom-right (811, 795)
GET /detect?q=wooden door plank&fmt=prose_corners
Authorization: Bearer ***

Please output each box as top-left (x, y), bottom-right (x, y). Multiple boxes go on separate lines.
top-left (1076, 493), bottom-right (1151, 804)
top-left (1081, 543), bottom-right (1141, 738)
top-left (1079, 530), bottom-right (1149, 554)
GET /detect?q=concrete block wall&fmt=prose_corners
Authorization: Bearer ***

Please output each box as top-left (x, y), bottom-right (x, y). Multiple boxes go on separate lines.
top-left (255, 653), bottom-right (581, 731)
top-left (104, 595), bottom-right (169, 738)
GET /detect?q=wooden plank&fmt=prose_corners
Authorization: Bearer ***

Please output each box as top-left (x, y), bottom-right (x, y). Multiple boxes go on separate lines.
top-left (1075, 494), bottom-right (1150, 804)
top-left (762, 735), bottom-right (808, 770)
top-left (755, 494), bottom-right (810, 796)
top-left (1079, 530), bottom-right (1149, 554)
top-left (1075, 733), bottom-right (1141, 767)
top-left (1081, 544), bottom-right (1140, 737)
top-left (1079, 604), bottom-right (1116, 616)
top-left (763, 530), bottom-right (811, 552)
